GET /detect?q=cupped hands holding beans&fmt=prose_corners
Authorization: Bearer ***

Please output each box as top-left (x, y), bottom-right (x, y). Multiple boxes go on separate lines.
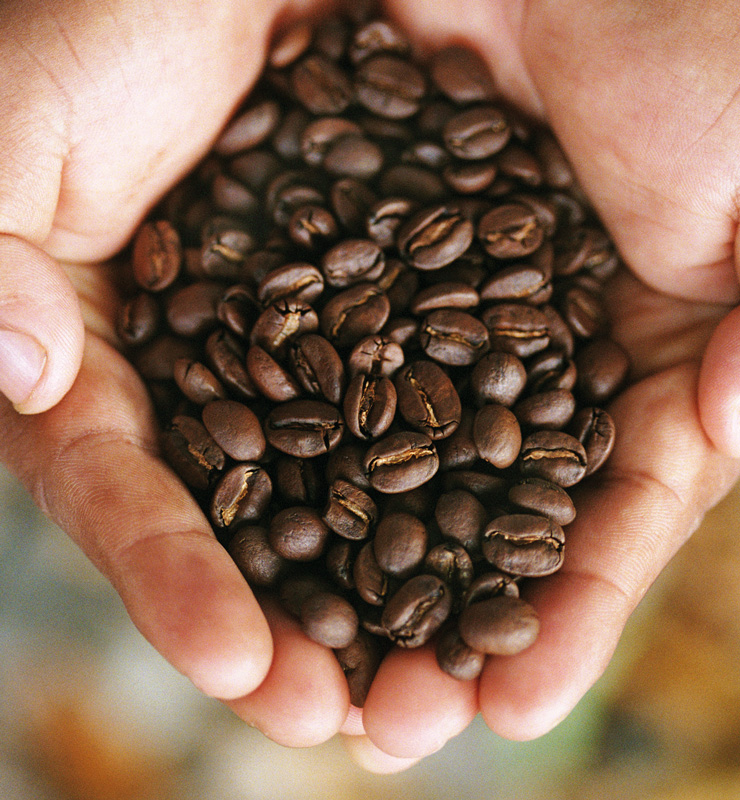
top-left (2, 0), bottom-right (740, 774)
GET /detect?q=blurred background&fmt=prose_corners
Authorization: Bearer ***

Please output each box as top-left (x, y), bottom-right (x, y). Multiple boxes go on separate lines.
top-left (1, 460), bottom-right (739, 800)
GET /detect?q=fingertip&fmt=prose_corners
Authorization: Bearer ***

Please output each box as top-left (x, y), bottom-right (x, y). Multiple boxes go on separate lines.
top-left (698, 305), bottom-right (740, 458)
top-left (0, 235), bottom-right (84, 414)
top-left (341, 733), bottom-right (422, 774)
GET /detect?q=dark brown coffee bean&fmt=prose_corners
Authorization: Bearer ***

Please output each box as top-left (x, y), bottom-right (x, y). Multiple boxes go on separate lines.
top-left (443, 159), bottom-right (498, 194)
top-left (575, 338), bottom-right (629, 404)
top-left (228, 525), bottom-right (287, 587)
top-left (210, 463), bottom-right (272, 529)
top-left (382, 574), bottom-right (452, 648)
top-left (473, 403), bottom-right (522, 468)
top-left (264, 399), bottom-right (344, 458)
top-left (116, 292), bottom-right (160, 347)
top-left (166, 281), bottom-right (223, 338)
top-left (288, 205), bottom-right (341, 251)
top-left (423, 542), bottom-right (474, 601)
top-left (458, 595), bottom-right (539, 655)
top-left (343, 373), bottom-right (397, 440)
top-left (381, 485), bottom-right (435, 521)
top-left (269, 506), bottom-right (330, 561)
top-left (554, 226), bottom-right (614, 276)
top-left (560, 285), bottom-right (608, 339)
top-left (470, 351), bottom-right (528, 407)
top-left (381, 316), bottom-right (419, 348)
top-left (497, 143), bottom-right (542, 186)
top-left (173, 358), bottom-right (227, 405)
top-left (480, 258), bottom-right (552, 304)
top-left (349, 19), bottom-right (410, 64)
top-left (288, 333), bottom-right (346, 405)
top-left (200, 226), bottom-right (256, 280)
top-left (402, 140), bottom-right (451, 170)
top-left (430, 45), bottom-right (495, 104)
top-left (216, 284), bottom-right (259, 339)
top-left (347, 335), bottom-right (405, 377)
top-left (334, 630), bottom-right (383, 707)
top-left (435, 623), bottom-right (486, 681)
top-left (324, 134), bottom-right (385, 179)
top-left (326, 443), bottom-right (373, 492)
top-left (526, 349), bottom-right (577, 393)
top-left (279, 573), bottom-right (332, 618)
top-left (257, 262), bottom-right (325, 308)
top-left (300, 591), bottom-right (359, 649)
top-left (268, 20), bottom-right (313, 68)
top-left (482, 513), bottom-right (565, 577)
top-left (373, 512), bottom-right (428, 578)
top-left (205, 329), bottom-right (258, 401)
top-left (397, 205), bottom-right (474, 271)
top-left (275, 455), bottom-right (324, 506)
top-left (463, 571), bottom-right (520, 606)
top-left (519, 430), bottom-right (588, 487)
top-left (481, 303), bottom-right (550, 358)
top-left (366, 197), bottom-right (417, 249)
top-left (214, 100), bottom-right (281, 156)
top-left (246, 344), bottom-right (302, 403)
top-left (270, 107), bottom-right (311, 161)
top-left (160, 415), bottom-right (225, 491)
top-left (320, 283), bottom-right (391, 347)
top-left (540, 305), bottom-right (575, 357)
top-left (436, 407), bottom-right (479, 470)
top-left (353, 540), bottom-right (390, 606)
top-left (419, 308), bottom-right (490, 366)
top-left (323, 478), bottom-right (378, 540)
top-left (409, 282), bottom-right (479, 315)
top-left (508, 477), bottom-right (576, 526)
top-left (435, 490), bottom-right (487, 554)
top-left (330, 177), bottom-right (378, 235)
top-left (291, 54), bottom-right (353, 114)
top-left (228, 149), bottom-right (282, 192)
top-left (326, 539), bottom-right (358, 591)
top-left (355, 54), bottom-right (426, 119)
top-left (477, 203), bottom-right (545, 259)
top-left (202, 399), bottom-right (266, 462)
top-left (364, 431), bottom-right (439, 493)
top-left (395, 360), bottom-right (461, 439)
top-left (379, 164), bottom-right (446, 203)
top-left (250, 298), bottom-right (319, 356)
top-left (322, 238), bottom-right (385, 288)
top-left (300, 116), bottom-right (363, 166)
top-left (569, 407), bottom-right (616, 476)
top-left (443, 106), bottom-right (511, 160)
top-left (132, 220), bottom-right (182, 292)
top-left (513, 388), bottom-right (576, 430)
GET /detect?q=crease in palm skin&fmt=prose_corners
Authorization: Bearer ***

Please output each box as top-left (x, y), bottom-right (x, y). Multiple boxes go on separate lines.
top-left (1, 0), bottom-right (740, 772)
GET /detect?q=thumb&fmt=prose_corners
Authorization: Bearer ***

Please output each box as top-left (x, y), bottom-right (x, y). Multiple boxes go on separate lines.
top-left (0, 233), bottom-right (84, 414)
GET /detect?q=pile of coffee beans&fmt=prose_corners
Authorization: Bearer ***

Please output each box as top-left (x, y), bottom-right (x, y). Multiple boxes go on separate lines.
top-left (117, 8), bottom-right (630, 706)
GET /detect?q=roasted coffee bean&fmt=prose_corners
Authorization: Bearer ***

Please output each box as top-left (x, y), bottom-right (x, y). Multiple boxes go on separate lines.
top-left (279, 573), bottom-right (332, 618)
top-left (380, 163), bottom-right (447, 204)
top-left (166, 281), bottom-right (223, 338)
top-left (513, 388), bottom-right (576, 430)
top-left (508, 477), bottom-right (576, 526)
top-left (443, 106), bottom-right (511, 160)
top-left (132, 220), bottom-right (182, 291)
top-left (216, 284), bottom-right (259, 339)
top-left (344, 373), bottom-right (397, 439)
top-left (575, 338), bottom-right (630, 404)
top-left (458, 595), bottom-right (539, 655)
top-left (481, 302), bottom-right (550, 358)
top-left (269, 506), bottom-right (330, 561)
top-left (200, 227), bottom-right (255, 280)
top-left (429, 44), bottom-right (495, 104)
top-left (320, 283), bottom-right (391, 347)
top-left (526, 349), bottom-right (577, 393)
top-left (497, 143), bottom-right (542, 185)
top-left (482, 513), bottom-right (565, 577)
top-left (288, 333), bottom-right (346, 405)
top-left (554, 226), bottom-right (614, 276)
top-left (519, 430), bottom-right (588, 487)
top-left (246, 344), bottom-right (302, 403)
top-left (541, 304), bottom-right (575, 356)
top-left (463, 570), bottom-right (520, 606)
top-left (402, 140), bottom-right (451, 169)
top-left (323, 478), bottom-right (378, 540)
top-left (409, 282), bottom-right (479, 315)
top-left (201, 399), bottom-right (266, 462)
top-left (355, 54), bottom-right (426, 119)
top-left (347, 335), bottom-right (405, 377)
top-left (270, 107), bottom-right (311, 161)
top-left (478, 202), bottom-right (545, 259)
top-left (173, 358), bottom-right (227, 405)
top-left (397, 205), bottom-right (474, 271)
top-left (560, 285), bottom-right (608, 339)
top-left (229, 149), bottom-right (282, 192)
top-left (364, 431), bottom-right (439, 493)
top-left (419, 308), bottom-right (489, 366)
top-left (228, 525), bottom-right (286, 587)
top-left (324, 134), bottom-right (385, 179)
top-left (326, 443), bottom-right (373, 492)
top-left (382, 574), bottom-right (452, 647)
top-left (264, 399), bottom-right (345, 457)
top-left (423, 543), bottom-right (474, 601)
top-left (275, 455), bottom-right (324, 505)
top-left (205, 329), bottom-right (258, 400)
top-left (354, 540), bottom-right (390, 606)
top-left (300, 591), bottom-right (359, 648)
top-left (395, 360), bottom-right (461, 439)
top-left (381, 316), bottom-right (419, 348)
top-left (330, 177), bottom-right (378, 235)
top-left (268, 20), bottom-right (313, 68)
top-left (117, 292), bottom-right (160, 347)
top-left (210, 463), bottom-right (272, 529)
top-left (473, 403), bottom-right (522, 468)
top-left (373, 512), bottom-right (428, 578)
top-left (435, 623), bottom-right (486, 681)
top-left (366, 197), bottom-right (417, 249)
top-left (325, 539), bottom-right (358, 591)
top-left (160, 415), bottom-right (225, 491)
top-left (291, 54), bottom-right (353, 114)
top-left (214, 99), bottom-right (281, 156)
top-left (250, 298), bottom-right (319, 356)
top-left (300, 116), bottom-right (363, 166)
top-left (349, 18), bottom-right (410, 64)
top-left (443, 159), bottom-right (498, 195)
top-left (334, 630), bottom-right (383, 707)
top-left (434, 490), bottom-right (487, 554)
top-left (436, 408), bottom-right (479, 470)
top-left (570, 407), bottom-right (616, 476)
top-left (321, 238), bottom-right (385, 288)
top-left (470, 351), bottom-right (527, 407)
top-left (288, 205), bottom-right (340, 251)
top-left (480, 257), bottom-right (552, 304)
top-left (257, 262), bottom-right (324, 307)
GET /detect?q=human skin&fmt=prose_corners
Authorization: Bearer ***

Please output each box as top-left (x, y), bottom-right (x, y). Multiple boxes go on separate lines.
top-left (1, 0), bottom-right (739, 773)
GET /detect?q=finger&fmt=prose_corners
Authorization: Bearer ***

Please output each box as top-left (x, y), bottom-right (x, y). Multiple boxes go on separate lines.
top-left (0, 334), bottom-right (273, 700)
top-left (0, 235), bottom-right (85, 413)
top-left (227, 599), bottom-right (350, 748)
top-left (340, 733), bottom-right (422, 774)
top-left (478, 364), bottom-right (740, 740)
top-left (698, 304), bottom-right (740, 457)
top-left (359, 643), bottom-right (478, 759)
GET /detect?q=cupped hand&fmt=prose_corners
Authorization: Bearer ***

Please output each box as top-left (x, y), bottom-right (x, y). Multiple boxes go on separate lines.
top-left (2, 0), bottom-right (740, 775)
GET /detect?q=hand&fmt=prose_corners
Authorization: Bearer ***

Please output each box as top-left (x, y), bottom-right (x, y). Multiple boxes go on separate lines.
top-left (2, 0), bottom-right (740, 775)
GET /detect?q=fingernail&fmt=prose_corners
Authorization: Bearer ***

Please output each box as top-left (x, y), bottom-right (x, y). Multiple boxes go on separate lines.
top-left (0, 328), bottom-right (47, 408)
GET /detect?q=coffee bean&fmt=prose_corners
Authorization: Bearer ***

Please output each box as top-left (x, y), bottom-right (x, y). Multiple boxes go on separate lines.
top-left (373, 512), bottom-right (428, 578)
top-left (473, 403), bottom-right (522, 468)
top-left (470, 351), bottom-right (527, 407)
top-left (575, 338), bottom-right (630, 404)
top-left (419, 308), bottom-right (490, 366)
top-left (205, 329), bottom-right (258, 401)
top-left (173, 359), bottom-right (227, 405)
top-left (321, 238), bottom-right (385, 288)
top-left (353, 540), bottom-right (390, 606)
top-left (458, 595), bottom-right (539, 655)
top-left (434, 490), bottom-right (487, 554)
top-left (343, 373), bottom-right (397, 439)
top-left (397, 205), bottom-right (474, 271)
top-left (364, 431), bottom-right (439, 493)
top-left (264, 399), bottom-right (345, 458)
top-left (291, 54), bottom-right (353, 115)
top-left (116, 292), bottom-right (160, 347)
top-left (430, 45), bottom-right (495, 104)
top-left (210, 463), bottom-right (272, 529)
top-left (481, 303), bottom-right (550, 358)
top-left (508, 477), bottom-right (576, 526)
top-left (347, 335), bottom-right (405, 377)
top-left (288, 205), bottom-right (340, 251)
top-left (320, 283), bottom-right (391, 348)
top-left (288, 333), bottom-right (346, 405)
top-left (246, 344), bottom-right (302, 403)
top-left (482, 513), bottom-right (565, 577)
top-left (409, 282), bottom-right (479, 315)
top-left (569, 407), bottom-right (616, 475)
top-left (423, 542), bottom-right (474, 601)
top-left (435, 622), bottom-right (486, 681)
top-left (214, 99), bottom-right (282, 156)
top-left (300, 591), bottom-right (359, 649)
top-left (395, 360), bottom-right (461, 439)
top-left (443, 106), bottom-right (511, 160)
top-left (334, 629), bottom-right (383, 707)
top-left (323, 478), bottom-right (378, 540)
top-left (519, 430), bottom-right (588, 487)
top-left (228, 525), bottom-right (286, 587)
top-left (160, 415), bottom-right (225, 491)
top-left (166, 281), bottom-right (223, 338)
top-left (478, 202), bottom-right (545, 259)
top-left (132, 220), bottom-right (182, 291)
top-left (269, 506), bottom-right (330, 561)
top-left (202, 399), bottom-right (266, 462)
top-left (513, 388), bottom-right (576, 430)
top-left (382, 574), bottom-right (452, 647)
top-left (355, 54), bottom-right (426, 119)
